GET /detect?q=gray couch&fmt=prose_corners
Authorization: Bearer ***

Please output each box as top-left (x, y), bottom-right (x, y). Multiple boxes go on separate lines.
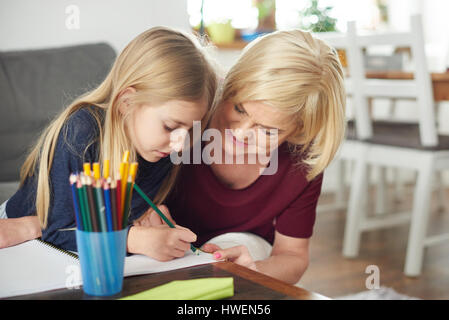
top-left (0, 43), bottom-right (116, 202)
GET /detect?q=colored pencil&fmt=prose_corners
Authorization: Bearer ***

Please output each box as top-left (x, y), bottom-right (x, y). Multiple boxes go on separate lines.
top-left (94, 179), bottom-right (107, 232)
top-left (133, 183), bottom-right (174, 227)
top-left (116, 175), bottom-right (122, 230)
top-left (70, 153), bottom-right (136, 233)
top-left (121, 162), bottom-right (138, 229)
top-left (122, 150), bottom-right (130, 163)
top-left (133, 183), bottom-right (200, 254)
top-left (129, 162), bottom-right (138, 181)
top-left (122, 175), bottom-right (133, 229)
top-left (103, 179), bottom-right (114, 232)
top-left (76, 178), bottom-right (87, 231)
top-left (78, 176), bottom-right (92, 232)
top-left (121, 162), bottom-right (129, 213)
top-left (110, 179), bottom-right (118, 231)
top-left (103, 159), bottom-right (110, 179)
top-left (84, 175), bottom-right (99, 232)
top-left (83, 163), bottom-right (91, 177)
top-left (93, 162), bottom-right (101, 180)
top-left (69, 174), bottom-right (82, 230)
top-left (121, 150), bottom-right (130, 211)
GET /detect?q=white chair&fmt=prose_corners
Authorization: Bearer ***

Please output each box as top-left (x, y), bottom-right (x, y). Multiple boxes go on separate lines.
top-left (313, 32), bottom-right (355, 214)
top-left (341, 15), bottom-right (449, 276)
top-left (313, 32), bottom-right (381, 216)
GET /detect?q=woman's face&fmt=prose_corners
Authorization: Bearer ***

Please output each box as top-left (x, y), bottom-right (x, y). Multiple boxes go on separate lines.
top-left (212, 100), bottom-right (296, 158)
top-left (125, 98), bottom-right (208, 162)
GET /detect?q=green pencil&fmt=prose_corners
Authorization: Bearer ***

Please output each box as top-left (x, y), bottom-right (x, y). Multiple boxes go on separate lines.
top-left (133, 183), bottom-right (201, 254)
top-left (79, 176), bottom-right (93, 232)
top-left (76, 177), bottom-right (88, 231)
top-left (84, 176), bottom-right (99, 232)
top-left (93, 179), bottom-right (107, 232)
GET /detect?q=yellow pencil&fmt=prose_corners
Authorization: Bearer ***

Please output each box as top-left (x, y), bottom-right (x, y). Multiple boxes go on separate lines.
top-left (121, 151), bottom-right (130, 208)
top-left (92, 163), bottom-right (101, 180)
top-left (103, 159), bottom-right (110, 179)
top-left (122, 150), bottom-right (130, 163)
top-left (83, 163), bottom-right (91, 177)
top-left (129, 162), bottom-right (138, 182)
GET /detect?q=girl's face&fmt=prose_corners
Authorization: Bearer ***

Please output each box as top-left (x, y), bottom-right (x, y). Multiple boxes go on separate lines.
top-left (212, 100), bottom-right (296, 157)
top-left (124, 97), bottom-right (208, 162)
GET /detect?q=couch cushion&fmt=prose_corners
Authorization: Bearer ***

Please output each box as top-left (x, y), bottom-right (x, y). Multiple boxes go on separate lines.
top-left (0, 43), bottom-right (116, 181)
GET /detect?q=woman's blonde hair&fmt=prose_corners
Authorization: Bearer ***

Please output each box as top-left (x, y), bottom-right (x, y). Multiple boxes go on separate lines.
top-left (221, 29), bottom-right (346, 181)
top-left (20, 26), bottom-right (218, 228)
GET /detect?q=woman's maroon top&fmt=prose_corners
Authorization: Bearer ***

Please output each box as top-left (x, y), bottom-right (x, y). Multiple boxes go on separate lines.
top-left (166, 143), bottom-right (323, 247)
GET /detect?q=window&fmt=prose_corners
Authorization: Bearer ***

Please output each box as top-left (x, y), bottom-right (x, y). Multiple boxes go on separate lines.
top-left (187, 0), bottom-right (385, 33)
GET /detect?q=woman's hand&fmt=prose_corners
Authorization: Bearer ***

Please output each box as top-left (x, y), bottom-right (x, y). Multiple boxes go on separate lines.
top-left (133, 204), bottom-right (175, 227)
top-left (202, 232), bottom-right (310, 284)
top-left (127, 224), bottom-right (197, 261)
top-left (201, 243), bottom-right (258, 271)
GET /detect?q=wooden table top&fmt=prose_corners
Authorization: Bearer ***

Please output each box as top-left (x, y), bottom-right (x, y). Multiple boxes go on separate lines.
top-left (364, 71), bottom-right (449, 101)
top-left (5, 261), bottom-right (328, 300)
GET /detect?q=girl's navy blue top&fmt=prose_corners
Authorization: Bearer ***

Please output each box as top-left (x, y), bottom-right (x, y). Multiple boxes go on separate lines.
top-left (6, 106), bottom-right (173, 251)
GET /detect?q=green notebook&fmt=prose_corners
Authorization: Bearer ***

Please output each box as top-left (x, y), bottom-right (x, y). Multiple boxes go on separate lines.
top-left (120, 277), bottom-right (234, 300)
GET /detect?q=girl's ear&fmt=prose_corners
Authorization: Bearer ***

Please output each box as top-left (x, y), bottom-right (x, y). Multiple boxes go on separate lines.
top-left (117, 87), bottom-right (137, 115)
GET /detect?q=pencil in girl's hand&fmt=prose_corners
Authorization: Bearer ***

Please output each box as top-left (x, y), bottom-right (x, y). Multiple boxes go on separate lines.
top-left (133, 183), bottom-right (201, 255)
top-left (70, 174), bottom-right (82, 230)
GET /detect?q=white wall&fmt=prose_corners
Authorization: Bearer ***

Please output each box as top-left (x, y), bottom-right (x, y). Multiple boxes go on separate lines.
top-left (0, 0), bottom-right (190, 52)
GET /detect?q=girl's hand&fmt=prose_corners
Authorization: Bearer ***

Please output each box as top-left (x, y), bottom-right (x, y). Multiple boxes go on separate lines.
top-left (201, 243), bottom-right (258, 271)
top-left (0, 216), bottom-right (41, 248)
top-left (127, 224), bottom-right (197, 261)
top-left (133, 204), bottom-right (175, 227)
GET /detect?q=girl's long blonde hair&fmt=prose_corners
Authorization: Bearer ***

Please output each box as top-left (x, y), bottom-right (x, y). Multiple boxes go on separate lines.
top-left (21, 27), bottom-right (218, 228)
top-left (221, 30), bottom-right (346, 181)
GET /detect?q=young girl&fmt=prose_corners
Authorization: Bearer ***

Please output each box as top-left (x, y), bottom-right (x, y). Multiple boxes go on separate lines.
top-left (0, 27), bottom-right (218, 262)
top-left (140, 29), bottom-right (346, 283)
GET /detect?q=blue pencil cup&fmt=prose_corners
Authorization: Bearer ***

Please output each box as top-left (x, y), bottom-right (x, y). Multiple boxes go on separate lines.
top-left (75, 229), bottom-right (127, 296)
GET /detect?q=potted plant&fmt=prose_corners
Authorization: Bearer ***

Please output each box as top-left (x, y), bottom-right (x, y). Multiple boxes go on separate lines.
top-left (298, 0), bottom-right (337, 32)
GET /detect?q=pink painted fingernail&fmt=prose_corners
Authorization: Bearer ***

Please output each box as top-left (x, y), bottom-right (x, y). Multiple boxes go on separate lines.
top-left (214, 252), bottom-right (221, 259)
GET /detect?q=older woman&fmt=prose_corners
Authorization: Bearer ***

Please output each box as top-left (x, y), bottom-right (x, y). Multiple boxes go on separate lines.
top-left (137, 29), bottom-right (346, 284)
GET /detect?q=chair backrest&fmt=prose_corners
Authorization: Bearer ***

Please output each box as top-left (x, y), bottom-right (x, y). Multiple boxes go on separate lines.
top-left (0, 43), bottom-right (116, 182)
top-left (316, 15), bottom-right (437, 147)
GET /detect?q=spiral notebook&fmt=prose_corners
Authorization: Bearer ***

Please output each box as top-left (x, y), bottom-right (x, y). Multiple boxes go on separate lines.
top-left (0, 239), bottom-right (215, 299)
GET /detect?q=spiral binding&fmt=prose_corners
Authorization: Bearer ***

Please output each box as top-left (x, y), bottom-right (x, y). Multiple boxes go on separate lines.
top-left (36, 238), bottom-right (79, 260)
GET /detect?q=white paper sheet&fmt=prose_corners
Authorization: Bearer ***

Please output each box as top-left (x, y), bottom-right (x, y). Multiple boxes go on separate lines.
top-left (0, 239), bottom-right (215, 299)
top-left (124, 250), bottom-right (215, 277)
